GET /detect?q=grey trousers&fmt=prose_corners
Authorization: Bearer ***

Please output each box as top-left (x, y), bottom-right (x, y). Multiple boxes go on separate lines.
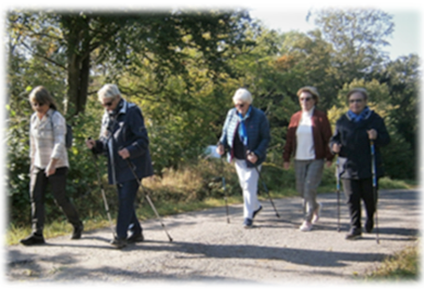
top-left (29, 167), bottom-right (81, 234)
top-left (294, 159), bottom-right (325, 222)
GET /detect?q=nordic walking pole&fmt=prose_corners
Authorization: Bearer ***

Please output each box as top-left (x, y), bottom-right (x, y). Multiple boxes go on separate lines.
top-left (221, 157), bottom-right (230, 223)
top-left (336, 157), bottom-right (341, 232)
top-left (87, 138), bottom-right (116, 238)
top-left (247, 151), bottom-right (280, 218)
top-left (370, 140), bottom-right (380, 244)
top-left (123, 157), bottom-right (173, 242)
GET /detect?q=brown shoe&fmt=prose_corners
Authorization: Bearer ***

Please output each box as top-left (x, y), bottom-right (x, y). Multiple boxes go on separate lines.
top-left (127, 231), bottom-right (144, 243)
top-left (110, 237), bottom-right (127, 249)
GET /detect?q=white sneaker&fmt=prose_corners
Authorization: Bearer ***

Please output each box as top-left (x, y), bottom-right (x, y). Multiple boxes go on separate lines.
top-left (312, 202), bottom-right (322, 224)
top-left (299, 221), bottom-right (313, 232)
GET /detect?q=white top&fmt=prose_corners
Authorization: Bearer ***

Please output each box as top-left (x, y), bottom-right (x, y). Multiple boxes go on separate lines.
top-left (30, 109), bottom-right (69, 169)
top-left (295, 108), bottom-right (315, 160)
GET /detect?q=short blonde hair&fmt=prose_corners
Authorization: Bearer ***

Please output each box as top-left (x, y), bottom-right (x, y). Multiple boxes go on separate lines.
top-left (232, 88), bottom-right (253, 104)
top-left (98, 84), bottom-right (121, 101)
top-left (297, 86), bottom-right (320, 104)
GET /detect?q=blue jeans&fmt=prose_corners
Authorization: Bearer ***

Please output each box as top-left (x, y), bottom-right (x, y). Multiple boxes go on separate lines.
top-left (116, 179), bottom-right (142, 239)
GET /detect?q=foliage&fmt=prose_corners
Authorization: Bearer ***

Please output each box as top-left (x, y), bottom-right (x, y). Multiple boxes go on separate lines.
top-left (313, 8), bottom-right (394, 92)
top-left (8, 10), bottom-right (254, 115)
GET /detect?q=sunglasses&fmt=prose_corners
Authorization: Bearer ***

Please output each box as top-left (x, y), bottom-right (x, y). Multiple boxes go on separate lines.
top-left (300, 97), bottom-right (312, 102)
top-left (102, 98), bottom-right (115, 107)
top-left (235, 103), bottom-right (245, 108)
top-left (31, 102), bottom-right (45, 107)
top-left (349, 99), bottom-right (364, 104)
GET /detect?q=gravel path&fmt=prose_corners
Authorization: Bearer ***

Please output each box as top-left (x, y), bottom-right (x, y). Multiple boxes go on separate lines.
top-left (5, 189), bottom-right (420, 286)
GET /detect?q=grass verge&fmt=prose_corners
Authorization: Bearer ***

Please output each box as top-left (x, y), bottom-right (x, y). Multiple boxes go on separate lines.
top-left (365, 241), bottom-right (420, 281)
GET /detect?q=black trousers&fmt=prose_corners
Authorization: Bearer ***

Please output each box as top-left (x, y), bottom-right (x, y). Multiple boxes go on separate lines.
top-left (341, 178), bottom-right (377, 230)
top-left (29, 167), bottom-right (81, 234)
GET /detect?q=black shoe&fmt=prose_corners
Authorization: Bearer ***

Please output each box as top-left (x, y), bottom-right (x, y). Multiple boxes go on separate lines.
top-left (252, 206), bottom-right (262, 219)
top-left (110, 237), bottom-right (127, 249)
top-left (365, 218), bottom-right (374, 233)
top-left (243, 218), bottom-right (253, 229)
top-left (127, 231), bottom-right (144, 243)
top-left (20, 233), bottom-right (45, 246)
top-left (71, 223), bottom-right (84, 240)
top-left (345, 228), bottom-right (362, 240)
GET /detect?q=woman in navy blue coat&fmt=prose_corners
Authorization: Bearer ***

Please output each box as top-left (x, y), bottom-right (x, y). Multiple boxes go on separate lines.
top-left (330, 88), bottom-right (390, 240)
top-left (216, 88), bottom-right (271, 228)
top-left (86, 84), bottom-right (153, 248)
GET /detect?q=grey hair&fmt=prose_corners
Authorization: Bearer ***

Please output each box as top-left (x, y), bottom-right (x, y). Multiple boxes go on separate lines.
top-left (232, 88), bottom-right (253, 104)
top-left (347, 87), bottom-right (368, 101)
top-left (98, 84), bottom-right (121, 101)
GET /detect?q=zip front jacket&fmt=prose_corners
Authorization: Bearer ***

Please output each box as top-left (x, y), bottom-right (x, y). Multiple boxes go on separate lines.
top-left (218, 106), bottom-right (270, 167)
top-left (92, 99), bottom-right (154, 184)
top-left (329, 110), bottom-right (390, 180)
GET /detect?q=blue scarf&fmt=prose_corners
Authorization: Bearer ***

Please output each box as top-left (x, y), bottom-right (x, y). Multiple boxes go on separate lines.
top-left (347, 106), bottom-right (372, 123)
top-left (237, 106), bottom-right (252, 146)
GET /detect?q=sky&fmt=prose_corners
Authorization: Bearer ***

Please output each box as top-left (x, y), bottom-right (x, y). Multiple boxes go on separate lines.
top-left (249, 8), bottom-right (420, 61)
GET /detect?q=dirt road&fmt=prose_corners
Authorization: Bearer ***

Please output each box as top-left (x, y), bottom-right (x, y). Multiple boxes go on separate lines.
top-left (5, 189), bottom-right (420, 286)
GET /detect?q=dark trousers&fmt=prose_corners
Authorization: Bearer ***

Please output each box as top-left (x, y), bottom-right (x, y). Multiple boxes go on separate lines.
top-left (116, 179), bottom-right (142, 239)
top-left (29, 167), bottom-right (81, 234)
top-left (341, 178), bottom-right (377, 230)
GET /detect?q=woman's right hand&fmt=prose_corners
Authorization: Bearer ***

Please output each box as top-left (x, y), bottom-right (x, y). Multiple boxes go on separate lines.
top-left (332, 143), bottom-right (342, 153)
top-left (216, 144), bottom-right (225, 156)
top-left (86, 138), bottom-right (96, 150)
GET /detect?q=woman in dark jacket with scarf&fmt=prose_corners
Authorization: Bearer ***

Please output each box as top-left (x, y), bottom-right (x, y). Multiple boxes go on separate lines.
top-left (216, 88), bottom-right (270, 228)
top-left (330, 88), bottom-right (390, 240)
top-left (86, 84), bottom-right (154, 248)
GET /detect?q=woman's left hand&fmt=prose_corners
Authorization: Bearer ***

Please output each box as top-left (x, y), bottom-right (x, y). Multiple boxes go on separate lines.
top-left (326, 161), bottom-right (332, 168)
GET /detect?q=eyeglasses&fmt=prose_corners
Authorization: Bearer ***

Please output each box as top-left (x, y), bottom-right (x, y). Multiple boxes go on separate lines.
top-left (235, 103), bottom-right (245, 108)
top-left (300, 97), bottom-right (312, 102)
top-left (102, 98), bottom-right (115, 107)
top-left (349, 99), bottom-right (364, 104)
top-left (31, 102), bottom-right (45, 107)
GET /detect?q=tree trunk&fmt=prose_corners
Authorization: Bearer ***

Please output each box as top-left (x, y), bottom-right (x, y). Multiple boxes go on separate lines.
top-left (62, 15), bottom-right (91, 116)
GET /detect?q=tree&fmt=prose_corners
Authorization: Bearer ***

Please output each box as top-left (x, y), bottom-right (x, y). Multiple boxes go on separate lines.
top-left (377, 54), bottom-right (419, 152)
top-left (313, 8), bottom-right (394, 81)
top-left (275, 30), bottom-right (334, 109)
top-left (8, 10), bottom-right (254, 116)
